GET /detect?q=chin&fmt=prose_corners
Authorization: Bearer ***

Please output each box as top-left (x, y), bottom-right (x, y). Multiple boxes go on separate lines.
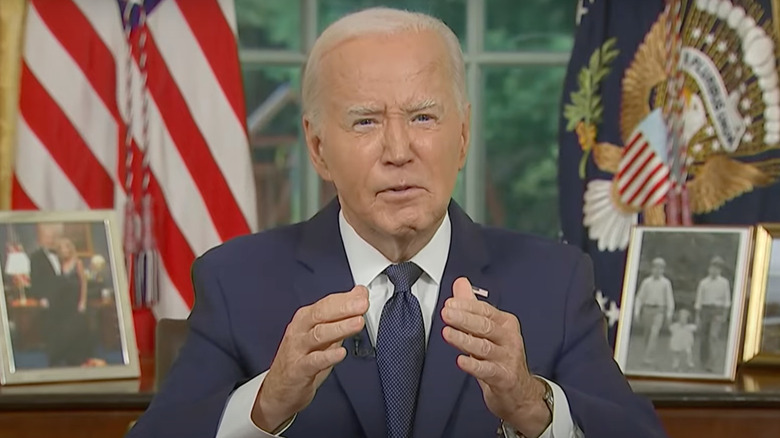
top-left (377, 206), bottom-right (438, 235)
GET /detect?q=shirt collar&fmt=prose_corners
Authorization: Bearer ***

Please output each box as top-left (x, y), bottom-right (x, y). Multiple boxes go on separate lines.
top-left (339, 210), bottom-right (451, 286)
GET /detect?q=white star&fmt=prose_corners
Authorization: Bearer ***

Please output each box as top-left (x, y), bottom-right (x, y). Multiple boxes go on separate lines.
top-left (692, 28), bottom-right (702, 39)
top-left (705, 33), bottom-right (715, 45)
top-left (595, 290), bottom-right (608, 312)
top-left (712, 140), bottom-right (721, 150)
top-left (605, 301), bottom-right (621, 328)
top-left (692, 143), bottom-right (703, 153)
top-left (744, 116), bottom-right (753, 125)
top-left (744, 131), bottom-right (754, 142)
top-left (686, 156), bottom-right (695, 166)
top-left (716, 41), bottom-right (727, 52)
top-left (728, 53), bottom-right (738, 64)
top-left (741, 98), bottom-right (752, 110)
top-left (704, 125), bottom-right (715, 136)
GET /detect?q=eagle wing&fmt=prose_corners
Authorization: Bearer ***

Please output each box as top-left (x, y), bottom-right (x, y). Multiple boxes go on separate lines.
top-left (688, 155), bottom-right (775, 214)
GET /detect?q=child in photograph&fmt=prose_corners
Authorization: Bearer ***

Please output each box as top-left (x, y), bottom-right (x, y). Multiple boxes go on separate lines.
top-left (669, 308), bottom-right (697, 371)
top-left (695, 256), bottom-right (732, 372)
top-left (634, 257), bottom-right (675, 365)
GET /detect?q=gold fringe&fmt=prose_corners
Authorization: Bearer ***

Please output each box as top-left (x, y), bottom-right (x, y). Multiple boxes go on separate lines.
top-left (0, 0), bottom-right (26, 210)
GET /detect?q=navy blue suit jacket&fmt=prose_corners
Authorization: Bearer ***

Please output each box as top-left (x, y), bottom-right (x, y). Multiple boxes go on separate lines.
top-left (128, 200), bottom-right (666, 437)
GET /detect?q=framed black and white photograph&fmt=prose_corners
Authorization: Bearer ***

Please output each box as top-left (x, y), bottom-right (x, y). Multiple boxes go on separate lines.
top-left (0, 210), bottom-right (139, 385)
top-left (614, 226), bottom-right (752, 381)
top-left (743, 224), bottom-right (780, 365)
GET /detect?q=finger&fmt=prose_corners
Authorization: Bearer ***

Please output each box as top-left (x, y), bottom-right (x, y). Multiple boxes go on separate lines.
top-left (300, 347), bottom-right (348, 376)
top-left (456, 354), bottom-right (509, 388)
top-left (452, 277), bottom-right (476, 300)
top-left (300, 286), bottom-right (369, 328)
top-left (442, 307), bottom-right (506, 344)
top-left (442, 326), bottom-right (501, 360)
top-left (445, 296), bottom-right (497, 320)
top-left (308, 316), bottom-right (365, 350)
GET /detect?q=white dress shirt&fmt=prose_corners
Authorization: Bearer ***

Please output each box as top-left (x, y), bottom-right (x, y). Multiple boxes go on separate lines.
top-left (216, 211), bottom-right (580, 438)
top-left (44, 248), bottom-right (62, 275)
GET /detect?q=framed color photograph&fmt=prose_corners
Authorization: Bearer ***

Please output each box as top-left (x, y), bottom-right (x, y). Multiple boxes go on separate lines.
top-left (0, 210), bottom-right (139, 385)
top-left (615, 226), bottom-right (752, 381)
top-left (743, 224), bottom-right (780, 365)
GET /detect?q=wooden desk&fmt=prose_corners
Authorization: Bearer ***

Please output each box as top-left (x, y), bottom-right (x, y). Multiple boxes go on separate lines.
top-left (1, 361), bottom-right (779, 438)
top-left (633, 369), bottom-right (780, 438)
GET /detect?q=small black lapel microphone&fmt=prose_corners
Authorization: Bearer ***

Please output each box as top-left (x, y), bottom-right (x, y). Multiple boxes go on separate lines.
top-left (351, 334), bottom-right (376, 358)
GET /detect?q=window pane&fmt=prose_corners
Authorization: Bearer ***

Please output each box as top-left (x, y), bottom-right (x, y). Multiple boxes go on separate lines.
top-left (243, 66), bottom-right (304, 229)
top-left (235, 0), bottom-right (301, 50)
top-left (483, 66), bottom-right (565, 238)
top-left (319, 0), bottom-right (467, 42)
top-left (485, 0), bottom-right (575, 52)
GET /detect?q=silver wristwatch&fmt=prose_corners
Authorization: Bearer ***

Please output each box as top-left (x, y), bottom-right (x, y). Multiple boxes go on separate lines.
top-left (498, 377), bottom-right (554, 438)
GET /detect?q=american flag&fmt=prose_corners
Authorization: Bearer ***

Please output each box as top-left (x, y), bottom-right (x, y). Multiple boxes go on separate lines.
top-left (12, 0), bottom-right (257, 319)
top-left (615, 110), bottom-right (671, 210)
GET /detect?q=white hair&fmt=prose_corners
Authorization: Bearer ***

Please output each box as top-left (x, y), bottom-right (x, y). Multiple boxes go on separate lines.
top-left (301, 7), bottom-right (467, 129)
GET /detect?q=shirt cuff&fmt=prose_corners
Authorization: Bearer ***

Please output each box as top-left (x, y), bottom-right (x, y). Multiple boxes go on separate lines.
top-left (537, 377), bottom-right (582, 438)
top-left (502, 377), bottom-right (582, 438)
top-left (215, 370), bottom-right (296, 438)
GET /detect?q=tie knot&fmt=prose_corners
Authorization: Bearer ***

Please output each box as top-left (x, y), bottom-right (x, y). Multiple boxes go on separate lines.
top-left (384, 262), bottom-right (422, 293)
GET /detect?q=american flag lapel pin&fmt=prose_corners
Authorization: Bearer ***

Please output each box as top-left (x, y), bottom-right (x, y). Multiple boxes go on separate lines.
top-left (472, 285), bottom-right (489, 298)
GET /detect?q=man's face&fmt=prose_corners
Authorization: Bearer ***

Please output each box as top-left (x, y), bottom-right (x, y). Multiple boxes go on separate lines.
top-left (38, 224), bottom-right (61, 249)
top-left (709, 265), bottom-right (721, 278)
top-left (305, 30), bottom-right (470, 240)
top-left (651, 265), bottom-right (663, 278)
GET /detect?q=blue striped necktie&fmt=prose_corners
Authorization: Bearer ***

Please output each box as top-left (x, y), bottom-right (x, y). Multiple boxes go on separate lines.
top-left (376, 262), bottom-right (425, 438)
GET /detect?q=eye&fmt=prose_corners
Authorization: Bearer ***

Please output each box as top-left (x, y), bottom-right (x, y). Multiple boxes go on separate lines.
top-left (413, 114), bottom-right (434, 123)
top-left (354, 118), bottom-right (376, 127)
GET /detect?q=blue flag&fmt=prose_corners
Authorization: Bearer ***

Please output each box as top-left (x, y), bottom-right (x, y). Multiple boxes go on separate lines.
top-left (559, 0), bottom-right (780, 346)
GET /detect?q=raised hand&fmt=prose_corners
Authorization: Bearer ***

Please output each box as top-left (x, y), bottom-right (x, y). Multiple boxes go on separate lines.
top-left (441, 277), bottom-right (551, 437)
top-left (252, 286), bottom-right (369, 431)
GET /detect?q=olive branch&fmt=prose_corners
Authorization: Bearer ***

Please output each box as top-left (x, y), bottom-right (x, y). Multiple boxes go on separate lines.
top-left (563, 38), bottom-right (619, 178)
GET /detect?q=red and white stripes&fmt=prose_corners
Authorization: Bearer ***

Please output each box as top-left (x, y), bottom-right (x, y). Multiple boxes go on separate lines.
top-left (13, 0), bottom-right (256, 319)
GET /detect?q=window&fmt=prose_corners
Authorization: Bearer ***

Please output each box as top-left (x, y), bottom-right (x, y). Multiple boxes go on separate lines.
top-left (236, 0), bottom-right (574, 237)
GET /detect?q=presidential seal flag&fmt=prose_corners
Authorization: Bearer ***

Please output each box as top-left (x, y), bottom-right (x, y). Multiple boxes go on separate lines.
top-left (560, 0), bottom-right (780, 345)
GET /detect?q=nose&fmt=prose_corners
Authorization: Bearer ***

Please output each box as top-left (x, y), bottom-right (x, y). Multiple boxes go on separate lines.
top-left (381, 117), bottom-right (413, 166)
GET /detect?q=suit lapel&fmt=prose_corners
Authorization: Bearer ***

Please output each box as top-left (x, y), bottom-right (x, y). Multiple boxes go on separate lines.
top-left (413, 203), bottom-right (496, 438)
top-left (294, 200), bottom-right (386, 438)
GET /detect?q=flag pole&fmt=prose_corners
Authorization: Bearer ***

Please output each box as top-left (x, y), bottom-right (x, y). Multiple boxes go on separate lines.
top-left (0, 0), bottom-right (27, 210)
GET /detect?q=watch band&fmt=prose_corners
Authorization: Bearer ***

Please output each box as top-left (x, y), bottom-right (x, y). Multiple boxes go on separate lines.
top-left (498, 377), bottom-right (554, 438)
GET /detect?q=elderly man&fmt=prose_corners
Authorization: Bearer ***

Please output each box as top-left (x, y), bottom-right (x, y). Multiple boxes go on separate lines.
top-left (128, 7), bottom-right (665, 438)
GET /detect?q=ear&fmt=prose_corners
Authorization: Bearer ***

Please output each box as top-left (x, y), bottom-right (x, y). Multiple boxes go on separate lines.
top-left (303, 115), bottom-right (333, 181)
top-left (457, 103), bottom-right (471, 170)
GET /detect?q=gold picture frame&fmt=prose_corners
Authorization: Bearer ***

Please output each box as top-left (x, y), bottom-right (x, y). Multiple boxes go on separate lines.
top-left (614, 226), bottom-right (753, 382)
top-left (743, 224), bottom-right (780, 365)
top-left (0, 210), bottom-right (139, 385)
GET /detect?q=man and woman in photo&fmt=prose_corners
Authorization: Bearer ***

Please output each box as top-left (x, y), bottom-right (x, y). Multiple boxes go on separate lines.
top-left (27, 224), bottom-right (92, 367)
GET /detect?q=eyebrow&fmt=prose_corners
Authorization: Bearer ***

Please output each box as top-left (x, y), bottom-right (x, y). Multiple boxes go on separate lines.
top-left (346, 99), bottom-right (440, 117)
top-left (346, 104), bottom-right (384, 117)
top-left (402, 98), bottom-right (439, 113)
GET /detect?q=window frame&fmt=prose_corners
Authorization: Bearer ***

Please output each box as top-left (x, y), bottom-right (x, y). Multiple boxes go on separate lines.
top-left (239, 0), bottom-right (571, 223)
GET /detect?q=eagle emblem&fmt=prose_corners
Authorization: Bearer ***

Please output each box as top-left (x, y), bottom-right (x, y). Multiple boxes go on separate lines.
top-left (565, 0), bottom-right (780, 251)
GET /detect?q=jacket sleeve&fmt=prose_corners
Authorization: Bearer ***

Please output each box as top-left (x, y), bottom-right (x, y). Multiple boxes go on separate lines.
top-left (553, 254), bottom-right (668, 438)
top-left (127, 255), bottom-right (249, 437)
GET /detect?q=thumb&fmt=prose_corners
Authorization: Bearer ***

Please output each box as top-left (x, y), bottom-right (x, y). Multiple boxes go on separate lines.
top-left (452, 277), bottom-right (476, 300)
